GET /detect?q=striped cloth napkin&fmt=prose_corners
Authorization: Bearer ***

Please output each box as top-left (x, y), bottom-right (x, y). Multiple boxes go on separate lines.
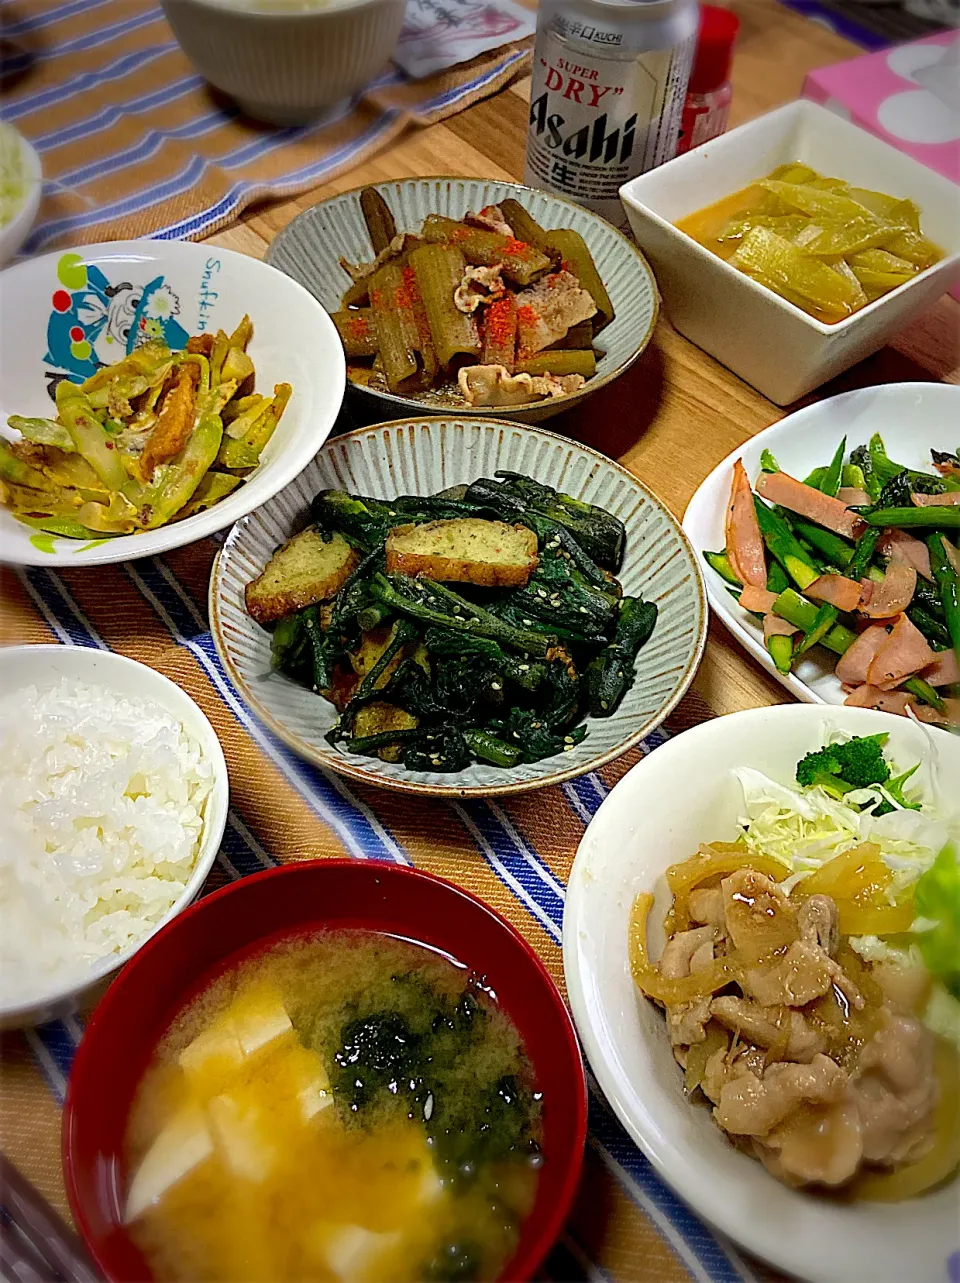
top-left (1, 0), bottom-right (532, 254)
top-left (0, 543), bottom-right (778, 1283)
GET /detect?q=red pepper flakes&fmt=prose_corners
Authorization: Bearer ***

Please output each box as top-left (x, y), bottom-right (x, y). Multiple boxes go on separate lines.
top-left (369, 287), bottom-right (384, 308)
top-left (516, 304), bottom-right (538, 328)
top-left (485, 297), bottom-right (515, 343)
top-left (503, 238), bottom-right (532, 258)
top-left (346, 314), bottom-right (370, 339)
top-left (394, 266), bottom-right (418, 311)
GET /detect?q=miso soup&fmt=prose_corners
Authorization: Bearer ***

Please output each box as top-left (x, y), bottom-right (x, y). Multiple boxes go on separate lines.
top-left (123, 930), bottom-right (542, 1282)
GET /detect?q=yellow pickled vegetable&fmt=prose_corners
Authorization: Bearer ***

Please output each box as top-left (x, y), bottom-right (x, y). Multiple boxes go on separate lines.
top-left (675, 164), bottom-right (943, 322)
top-left (731, 227), bottom-right (865, 323)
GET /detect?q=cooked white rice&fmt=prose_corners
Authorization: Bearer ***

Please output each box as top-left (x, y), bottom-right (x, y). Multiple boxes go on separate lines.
top-left (0, 677), bottom-right (214, 1007)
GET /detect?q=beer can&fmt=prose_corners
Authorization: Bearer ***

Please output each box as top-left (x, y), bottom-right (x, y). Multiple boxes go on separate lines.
top-left (524, 0), bottom-right (699, 229)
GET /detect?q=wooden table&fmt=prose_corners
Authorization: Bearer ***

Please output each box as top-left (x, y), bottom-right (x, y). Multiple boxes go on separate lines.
top-left (203, 0), bottom-right (960, 723)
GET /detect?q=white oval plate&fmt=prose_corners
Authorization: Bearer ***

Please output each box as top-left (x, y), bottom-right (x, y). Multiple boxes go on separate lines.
top-left (563, 702), bottom-right (960, 1283)
top-left (0, 240), bottom-right (345, 566)
top-left (211, 416), bottom-right (707, 798)
top-left (682, 382), bottom-right (960, 706)
top-left (0, 645), bottom-right (229, 1029)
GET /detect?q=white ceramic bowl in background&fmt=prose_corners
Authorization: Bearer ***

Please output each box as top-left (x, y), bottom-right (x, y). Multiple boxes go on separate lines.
top-left (0, 128), bottom-right (42, 266)
top-left (564, 702), bottom-right (960, 1283)
top-left (620, 99), bottom-right (960, 405)
top-left (683, 381), bottom-right (960, 708)
top-left (0, 645), bottom-right (229, 1030)
top-left (0, 239), bottom-right (345, 566)
top-left (266, 177), bottom-right (660, 424)
top-left (211, 416), bottom-right (707, 797)
top-left (161, 0), bottom-right (406, 125)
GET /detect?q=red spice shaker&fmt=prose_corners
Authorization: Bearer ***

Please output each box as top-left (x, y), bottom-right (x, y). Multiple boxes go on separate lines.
top-left (677, 5), bottom-right (740, 155)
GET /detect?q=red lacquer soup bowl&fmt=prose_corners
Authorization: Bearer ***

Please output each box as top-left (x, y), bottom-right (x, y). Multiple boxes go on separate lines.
top-left (63, 860), bottom-right (587, 1282)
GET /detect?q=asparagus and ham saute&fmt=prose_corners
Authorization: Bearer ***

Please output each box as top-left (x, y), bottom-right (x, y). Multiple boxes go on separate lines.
top-left (243, 472), bottom-right (658, 774)
top-left (705, 434), bottom-right (960, 727)
top-left (333, 188), bottom-right (615, 409)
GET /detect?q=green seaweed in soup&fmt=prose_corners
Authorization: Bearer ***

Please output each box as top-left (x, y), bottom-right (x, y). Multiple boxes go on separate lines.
top-left (123, 930), bottom-right (542, 1283)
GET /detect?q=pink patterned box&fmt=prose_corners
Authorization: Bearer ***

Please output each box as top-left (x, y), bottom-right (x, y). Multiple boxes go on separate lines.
top-left (802, 32), bottom-right (960, 299)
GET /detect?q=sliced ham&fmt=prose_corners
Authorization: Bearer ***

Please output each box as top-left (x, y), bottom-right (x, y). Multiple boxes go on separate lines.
top-left (806, 573), bottom-right (862, 612)
top-left (921, 648), bottom-right (960, 687)
top-left (726, 460), bottom-right (767, 589)
top-left (844, 684), bottom-right (915, 716)
top-left (837, 487), bottom-right (870, 507)
top-left (877, 529), bottom-right (933, 582)
top-left (911, 491), bottom-right (960, 507)
top-left (940, 536), bottom-right (960, 577)
top-left (859, 561), bottom-right (917, 618)
top-left (763, 613), bottom-right (799, 640)
top-left (755, 470), bottom-right (865, 539)
top-left (913, 697), bottom-right (960, 727)
top-left (739, 584), bottom-right (778, 613)
top-left (835, 625), bottom-right (891, 686)
top-left (866, 615), bottom-right (937, 690)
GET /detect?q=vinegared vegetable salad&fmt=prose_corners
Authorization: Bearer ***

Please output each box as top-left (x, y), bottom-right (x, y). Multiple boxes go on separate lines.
top-left (243, 471), bottom-right (657, 775)
top-left (1, 316), bottom-right (291, 539)
top-left (631, 730), bottom-right (960, 1198)
top-left (124, 930), bottom-right (543, 1282)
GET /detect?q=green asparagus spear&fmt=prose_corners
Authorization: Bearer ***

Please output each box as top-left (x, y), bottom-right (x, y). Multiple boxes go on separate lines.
top-left (865, 508), bottom-right (960, 529)
top-left (789, 516), bottom-right (854, 569)
top-left (767, 632), bottom-right (794, 674)
top-left (818, 436), bottom-right (846, 497)
top-left (773, 589), bottom-right (944, 709)
top-left (704, 550), bottom-right (740, 586)
top-left (753, 499), bottom-right (820, 590)
top-left (929, 534), bottom-right (960, 662)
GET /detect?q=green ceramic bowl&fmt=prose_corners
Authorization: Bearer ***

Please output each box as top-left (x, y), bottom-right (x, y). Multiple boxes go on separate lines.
top-left (265, 177), bottom-right (660, 424)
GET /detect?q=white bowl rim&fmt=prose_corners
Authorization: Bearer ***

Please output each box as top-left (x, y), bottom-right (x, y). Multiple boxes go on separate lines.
top-left (164, 0), bottom-right (400, 17)
top-left (209, 413), bottom-right (708, 798)
top-left (265, 174), bottom-right (660, 414)
top-left (563, 700), bottom-right (960, 1282)
top-left (0, 238), bottom-right (345, 567)
top-left (0, 644), bottom-right (229, 1023)
top-left (0, 129), bottom-right (42, 262)
top-left (618, 99), bottom-right (960, 336)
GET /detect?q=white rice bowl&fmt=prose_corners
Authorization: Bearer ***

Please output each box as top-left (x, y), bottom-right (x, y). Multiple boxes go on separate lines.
top-left (0, 647), bottom-right (228, 1028)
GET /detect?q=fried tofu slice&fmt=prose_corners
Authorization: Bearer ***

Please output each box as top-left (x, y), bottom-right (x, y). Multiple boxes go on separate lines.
top-left (139, 368), bottom-right (197, 481)
top-left (245, 529), bottom-right (359, 626)
top-left (352, 702), bottom-right (418, 763)
top-left (385, 518), bottom-right (538, 588)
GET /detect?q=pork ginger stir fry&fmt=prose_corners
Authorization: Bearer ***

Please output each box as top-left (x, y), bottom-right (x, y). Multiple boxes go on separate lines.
top-left (332, 187), bottom-right (615, 408)
top-left (1, 318), bottom-right (291, 539)
top-left (631, 854), bottom-right (960, 1198)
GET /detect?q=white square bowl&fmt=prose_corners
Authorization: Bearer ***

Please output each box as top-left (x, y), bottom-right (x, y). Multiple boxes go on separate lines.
top-left (619, 99), bottom-right (960, 405)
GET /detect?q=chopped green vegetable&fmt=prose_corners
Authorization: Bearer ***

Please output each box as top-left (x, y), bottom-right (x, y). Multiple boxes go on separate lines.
top-left (915, 845), bottom-right (960, 1000)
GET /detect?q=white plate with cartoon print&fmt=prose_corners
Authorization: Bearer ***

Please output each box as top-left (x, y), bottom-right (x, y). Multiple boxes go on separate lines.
top-left (682, 382), bottom-right (960, 707)
top-left (0, 240), bottom-right (345, 566)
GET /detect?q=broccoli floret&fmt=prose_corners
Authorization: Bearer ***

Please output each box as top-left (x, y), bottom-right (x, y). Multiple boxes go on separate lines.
top-left (795, 733), bottom-right (891, 795)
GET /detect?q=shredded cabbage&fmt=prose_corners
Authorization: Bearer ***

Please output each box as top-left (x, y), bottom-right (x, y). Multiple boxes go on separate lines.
top-left (0, 124), bottom-right (28, 229)
top-left (733, 765), bottom-right (947, 900)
